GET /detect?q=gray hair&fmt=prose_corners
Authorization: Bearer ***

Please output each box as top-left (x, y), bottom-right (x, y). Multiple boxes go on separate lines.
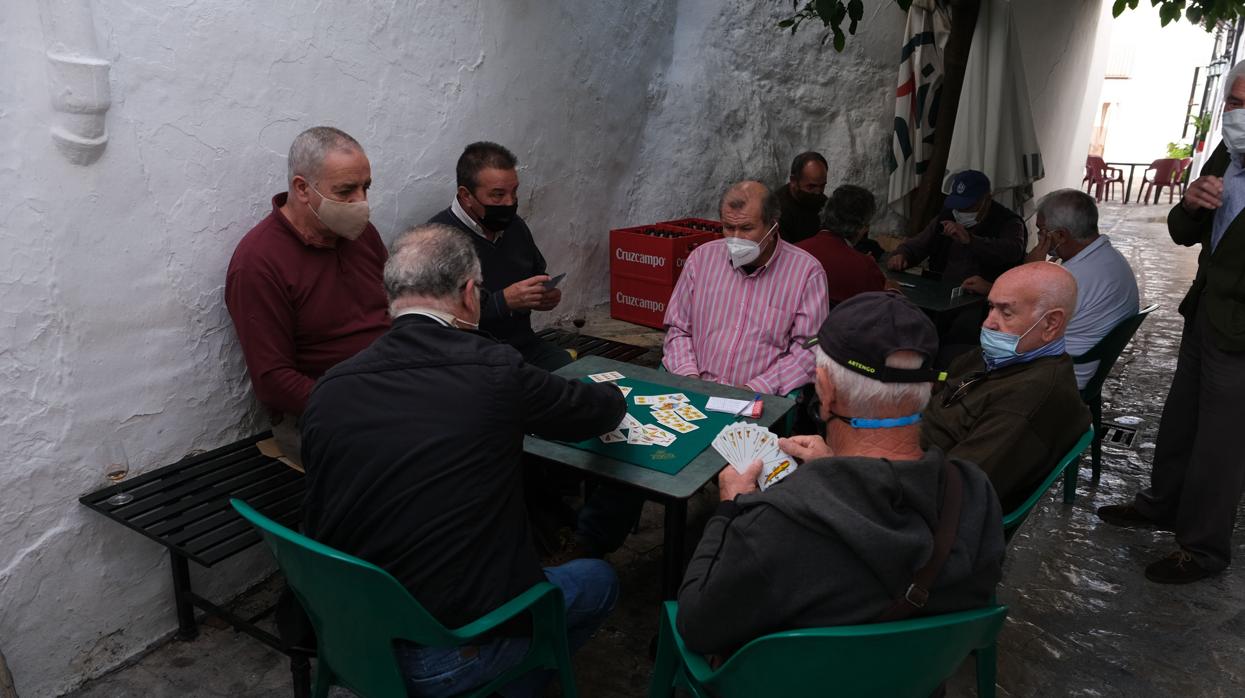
top-left (721, 181), bottom-right (781, 226)
top-left (287, 126), bottom-right (363, 187)
top-left (1036, 188), bottom-right (1098, 242)
top-left (814, 346), bottom-right (932, 417)
top-left (819, 185), bottom-right (877, 239)
top-left (1227, 60), bottom-right (1245, 96)
top-left (383, 224), bottom-right (481, 307)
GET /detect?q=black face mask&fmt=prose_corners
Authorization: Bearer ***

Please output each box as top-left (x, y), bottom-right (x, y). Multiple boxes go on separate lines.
top-left (479, 203), bottom-right (517, 232)
top-left (795, 190), bottom-right (827, 210)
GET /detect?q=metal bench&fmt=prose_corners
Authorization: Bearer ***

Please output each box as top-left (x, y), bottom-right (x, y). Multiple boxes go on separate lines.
top-left (79, 432), bottom-right (313, 697)
top-left (535, 327), bottom-right (659, 367)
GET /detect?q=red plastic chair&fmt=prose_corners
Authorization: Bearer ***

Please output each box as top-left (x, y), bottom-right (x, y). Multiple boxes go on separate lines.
top-left (1138, 158), bottom-right (1183, 204)
top-left (1082, 156), bottom-right (1124, 202)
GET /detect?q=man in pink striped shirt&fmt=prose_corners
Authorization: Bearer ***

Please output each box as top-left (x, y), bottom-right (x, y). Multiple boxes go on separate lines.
top-left (662, 181), bottom-right (829, 395)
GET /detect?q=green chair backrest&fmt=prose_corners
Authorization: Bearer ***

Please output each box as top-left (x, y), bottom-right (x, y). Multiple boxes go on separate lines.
top-left (230, 498), bottom-right (570, 698)
top-left (1073, 304), bottom-right (1157, 401)
top-left (1001, 427), bottom-right (1094, 539)
top-left (654, 601), bottom-right (1008, 698)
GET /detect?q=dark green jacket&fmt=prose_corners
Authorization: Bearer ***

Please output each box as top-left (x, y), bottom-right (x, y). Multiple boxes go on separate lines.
top-left (921, 349), bottom-right (1090, 512)
top-left (1170, 143), bottom-right (1245, 351)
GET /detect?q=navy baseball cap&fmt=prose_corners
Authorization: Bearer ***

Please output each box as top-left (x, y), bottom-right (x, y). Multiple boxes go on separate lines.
top-left (802, 292), bottom-right (945, 383)
top-left (943, 170), bottom-right (991, 211)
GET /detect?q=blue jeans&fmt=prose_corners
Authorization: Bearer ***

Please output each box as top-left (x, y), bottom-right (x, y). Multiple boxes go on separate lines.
top-left (396, 559), bottom-right (619, 697)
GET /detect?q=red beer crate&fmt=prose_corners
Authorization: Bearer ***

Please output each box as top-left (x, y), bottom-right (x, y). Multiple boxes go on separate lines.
top-left (610, 274), bottom-right (674, 330)
top-left (608, 223), bottom-right (717, 285)
top-left (660, 217), bottom-right (724, 236)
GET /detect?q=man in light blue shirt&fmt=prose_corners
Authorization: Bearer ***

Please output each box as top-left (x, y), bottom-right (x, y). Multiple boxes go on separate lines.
top-left (1026, 189), bottom-right (1140, 389)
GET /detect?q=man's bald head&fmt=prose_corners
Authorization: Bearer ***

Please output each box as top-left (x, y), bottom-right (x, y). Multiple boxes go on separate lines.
top-left (985, 262), bottom-right (1078, 353)
top-left (721, 180), bottom-right (781, 227)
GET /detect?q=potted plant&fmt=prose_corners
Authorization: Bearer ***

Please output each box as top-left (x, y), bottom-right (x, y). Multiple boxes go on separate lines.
top-left (1189, 113), bottom-right (1212, 152)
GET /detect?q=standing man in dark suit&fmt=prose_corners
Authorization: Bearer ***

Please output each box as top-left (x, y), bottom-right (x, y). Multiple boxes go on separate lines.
top-left (428, 142), bottom-right (569, 371)
top-left (1098, 61), bottom-right (1245, 584)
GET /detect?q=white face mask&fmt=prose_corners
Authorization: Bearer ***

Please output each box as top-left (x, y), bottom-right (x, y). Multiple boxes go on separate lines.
top-left (310, 184), bottom-right (370, 240)
top-left (1223, 108), bottom-right (1245, 154)
top-left (952, 208), bottom-right (979, 228)
top-left (725, 222), bottom-right (778, 269)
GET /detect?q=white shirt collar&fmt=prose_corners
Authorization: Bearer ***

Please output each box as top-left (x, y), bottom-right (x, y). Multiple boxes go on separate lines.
top-left (1063, 234), bottom-right (1109, 267)
top-left (392, 307), bottom-right (455, 327)
top-left (450, 195), bottom-right (500, 241)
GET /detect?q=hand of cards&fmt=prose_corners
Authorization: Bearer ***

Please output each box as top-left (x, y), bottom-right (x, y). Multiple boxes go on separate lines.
top-left (711, 423), bottom-right (798, 491)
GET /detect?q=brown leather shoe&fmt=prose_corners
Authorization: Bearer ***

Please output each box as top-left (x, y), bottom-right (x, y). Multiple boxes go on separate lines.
top-left (1096, 504), bottom-right (1174, 532)
top-left (1145, 549), bottom-right (1214, 584)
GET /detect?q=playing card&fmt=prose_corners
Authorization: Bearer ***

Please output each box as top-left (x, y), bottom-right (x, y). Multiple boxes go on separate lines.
top-left (674, 405), bottom-right (708, 421)
top-left (618, 413), bottom-right (642, 430)
top-left (650, 401), bottom-right (682, 412)
top-left (615, 385), bottom-right (633, 397)
top-left (589, 371), bottom-right (625, 383)
top-left (664, 417), bottom-right (698, 434)
top-left (599, 430), bottom-right (626, 443)
top-left (633, 395), bottom-right (661, 405)
top-left (657, 393), bottom-right (690, 404)
top-left (641, 424), bottom-right (676, 444)
top-left (627, 429), bottom-right (654, 446)
top-left (758, 456), bottom-right (797, 490)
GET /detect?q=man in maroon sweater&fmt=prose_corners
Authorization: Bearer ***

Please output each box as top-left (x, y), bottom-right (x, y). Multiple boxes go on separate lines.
top-left (226, 126), bottom-right (390, 464)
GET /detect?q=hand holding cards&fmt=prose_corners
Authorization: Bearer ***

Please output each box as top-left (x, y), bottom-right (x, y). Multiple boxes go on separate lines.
top-left (711, 423), bottom-right (797, 491)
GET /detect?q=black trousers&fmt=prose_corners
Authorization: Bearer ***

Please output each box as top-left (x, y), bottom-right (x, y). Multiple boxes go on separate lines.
top-left (1135, 306), bottom-right (1245, 571)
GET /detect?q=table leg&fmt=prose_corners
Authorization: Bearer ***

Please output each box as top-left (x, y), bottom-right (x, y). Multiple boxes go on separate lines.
top-left (1124, 165), bottom-right (1136, 204)
top-left (660, 498), bottom-right (688, 600)
top-left (290, 654), bottom-right (311, 698)
top-left (170, 553), bottom-right (199, 641)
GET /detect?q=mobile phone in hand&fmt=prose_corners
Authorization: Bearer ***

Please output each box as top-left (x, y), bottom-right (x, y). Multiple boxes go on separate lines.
top-left (543, 272), bottom-right (566, 290)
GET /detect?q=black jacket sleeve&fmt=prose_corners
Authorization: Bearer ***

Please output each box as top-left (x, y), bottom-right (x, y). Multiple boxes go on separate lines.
top-left (517, 363), bottom-right (625, 441)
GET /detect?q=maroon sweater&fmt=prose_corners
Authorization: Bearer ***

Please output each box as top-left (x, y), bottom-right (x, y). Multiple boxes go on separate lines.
top-left (225, 194), bottom-right (390, 416)
top-left (797, 231), bottom-right (886, 306)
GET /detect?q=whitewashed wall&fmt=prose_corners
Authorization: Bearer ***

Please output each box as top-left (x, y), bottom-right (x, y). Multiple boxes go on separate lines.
top-left (0, 1), bottom-right (917, 695)
top-left (1017, 0), bottom-right (1113, 202)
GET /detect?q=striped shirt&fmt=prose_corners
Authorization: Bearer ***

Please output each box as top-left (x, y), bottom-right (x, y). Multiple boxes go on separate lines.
top-left (662, 238), bottom-right (829, 395)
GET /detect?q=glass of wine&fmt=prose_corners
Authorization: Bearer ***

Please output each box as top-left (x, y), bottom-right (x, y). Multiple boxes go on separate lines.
top-left (572, 316), bottom-right (586, 340)
top-left (101, 439), bottom-right (133, 506)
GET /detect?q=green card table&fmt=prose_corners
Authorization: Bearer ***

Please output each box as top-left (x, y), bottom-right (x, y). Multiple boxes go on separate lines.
top-left (524, 356), bottom-right (796, 598)
top-left (885, 269), bottom-right (985, 314)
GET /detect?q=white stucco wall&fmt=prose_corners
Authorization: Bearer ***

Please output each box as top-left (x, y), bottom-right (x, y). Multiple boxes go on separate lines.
top-left (1, 1), bottom-right (914, 695)
top-left (1016, 0), bottom-right (1112, 201)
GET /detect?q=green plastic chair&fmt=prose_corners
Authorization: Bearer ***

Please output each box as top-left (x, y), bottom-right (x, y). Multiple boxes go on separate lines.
top-left (230, 499), bottom-right (578, 698)
top-left (648, 601), bottom-right (1008, 698)
top-left (1001, 427), bottom-right (1094, 542)
top-left (1072, 304), bottom-right (1157, 485)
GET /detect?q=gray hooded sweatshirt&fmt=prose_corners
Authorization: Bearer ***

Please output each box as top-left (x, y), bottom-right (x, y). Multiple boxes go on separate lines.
top-left (676, 447), bottom-right (1005, 656)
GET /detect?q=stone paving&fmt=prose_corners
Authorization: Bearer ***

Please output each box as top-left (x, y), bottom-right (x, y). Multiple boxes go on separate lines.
top-left (66, 202), bottom-right (1245, 697)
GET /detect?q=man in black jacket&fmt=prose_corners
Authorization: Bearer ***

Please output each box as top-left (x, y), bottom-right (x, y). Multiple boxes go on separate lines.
top-left (1098, 61), bottom-right (1245, 584)
top-left (677, 293), bottom-right (1004, 656)
top-left (428, 141), bottom-right (568, 371)
top-left (301, 223), bottom-right (625, 696)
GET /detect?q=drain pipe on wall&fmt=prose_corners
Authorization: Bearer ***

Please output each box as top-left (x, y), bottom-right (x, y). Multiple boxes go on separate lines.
top-left (38, 0), bottom-right (112, 165)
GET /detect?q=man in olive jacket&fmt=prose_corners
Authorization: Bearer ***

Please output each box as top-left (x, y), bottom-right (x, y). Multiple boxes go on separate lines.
top-left (922, 262), bottom-right (1090, 513)
top-left (1098, 62), bottom-right (1245, 584)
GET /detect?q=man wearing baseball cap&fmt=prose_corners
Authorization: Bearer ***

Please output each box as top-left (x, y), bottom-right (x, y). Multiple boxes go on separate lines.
top-left (676, 292), bottom-right (1005, 657)
top-left (887, 169), bottom-right (1026, 290)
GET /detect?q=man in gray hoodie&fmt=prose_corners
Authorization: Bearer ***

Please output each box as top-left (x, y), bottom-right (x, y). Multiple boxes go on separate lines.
top-left (677, 292), bottom-right (1005, 656)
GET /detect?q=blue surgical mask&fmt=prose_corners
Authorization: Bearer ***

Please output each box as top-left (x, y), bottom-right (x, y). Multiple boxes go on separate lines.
top-left (726, 222), bottom-right (778, 269)
top-left (980, 311), bottom-right (1059, 370)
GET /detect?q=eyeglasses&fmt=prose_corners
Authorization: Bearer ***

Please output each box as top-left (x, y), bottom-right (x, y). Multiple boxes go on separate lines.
top-left (941, 370), bottom-right (989, 408)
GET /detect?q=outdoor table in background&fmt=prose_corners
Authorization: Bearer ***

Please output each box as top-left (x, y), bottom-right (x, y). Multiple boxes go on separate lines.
top-left (1107, 161), bottom-right (1153, 204)
top-left (885, 269), bottom-right (985, 314)
top-left (524, 355), bottom-right (795, 599)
